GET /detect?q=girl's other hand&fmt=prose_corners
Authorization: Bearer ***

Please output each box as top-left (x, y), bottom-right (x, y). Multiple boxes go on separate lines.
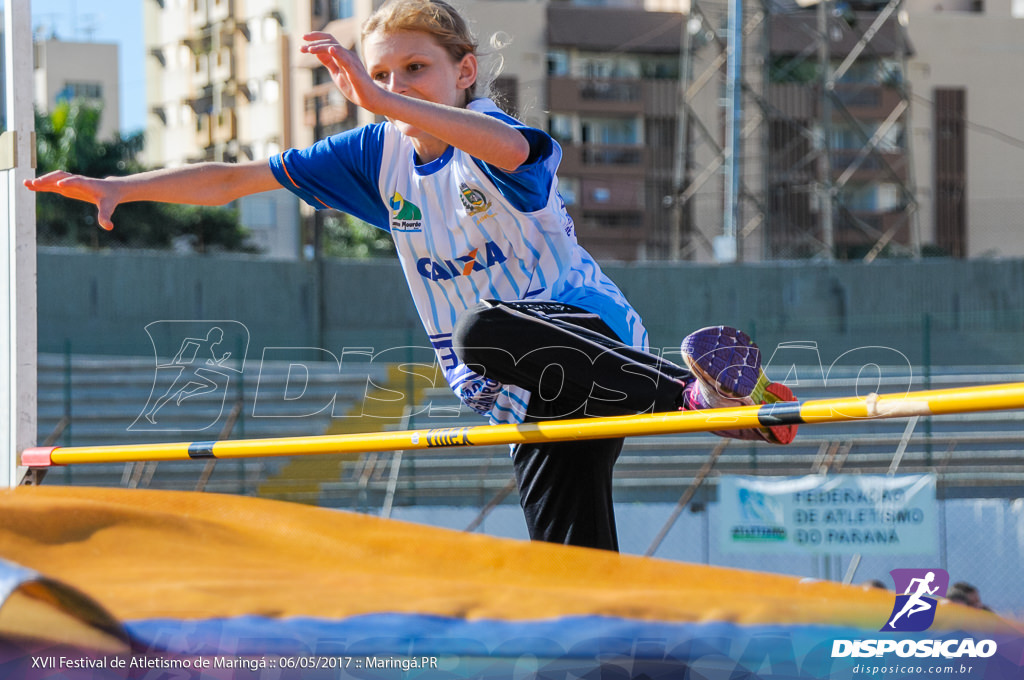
top-left (25, 171), bottom-right (120, 230)
top-left (301, 32), bottom-right (386, 114)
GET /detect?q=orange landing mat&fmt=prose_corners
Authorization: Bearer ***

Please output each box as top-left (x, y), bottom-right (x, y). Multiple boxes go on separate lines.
top-left (0, 485), bottom-right (1021, 679)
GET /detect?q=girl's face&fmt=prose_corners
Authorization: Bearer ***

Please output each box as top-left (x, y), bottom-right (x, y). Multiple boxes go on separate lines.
top-left (363, 29), bottom-right (477, 139)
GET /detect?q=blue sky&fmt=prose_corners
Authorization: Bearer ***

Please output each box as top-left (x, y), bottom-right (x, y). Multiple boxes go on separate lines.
top-left (26, 0), bottom-right (147, 134)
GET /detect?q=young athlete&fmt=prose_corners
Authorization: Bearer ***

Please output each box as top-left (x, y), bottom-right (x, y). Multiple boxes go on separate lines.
top-left (25, 0), bottom-right (797, 552)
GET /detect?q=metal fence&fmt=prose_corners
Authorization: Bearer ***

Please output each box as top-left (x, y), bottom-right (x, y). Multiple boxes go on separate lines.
top-left (37, 249), bottom-right (1024, 365)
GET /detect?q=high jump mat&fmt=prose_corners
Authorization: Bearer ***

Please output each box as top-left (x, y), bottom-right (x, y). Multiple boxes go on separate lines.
top-left (1, 485), bottom-right (1021, 679)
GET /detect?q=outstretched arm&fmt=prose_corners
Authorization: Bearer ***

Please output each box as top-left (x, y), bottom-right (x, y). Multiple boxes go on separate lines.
top-left (24, 160), bottom-right (279, 231)
top-left (301, 32), bottom-right (530, 171)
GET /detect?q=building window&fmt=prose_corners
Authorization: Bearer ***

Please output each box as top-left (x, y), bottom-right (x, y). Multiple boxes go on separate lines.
top-left (247, 78), bottom-right (262, 102)
top-left (769, 55), bottom-right (819, 84)
top-left (264, 77), bottom-right (280, 102)
top-left (639, 55), bottom-right (679, 80)
top-left (573, 52), bottom-right (641, 79)
top-left (264, 16), bottom-right (280, 40)
top-left (580, 80), bottom-right (640, 103)
top-left (549, 114), bottom-right (574, 143)
top-left (829, 121), bottom-right (904, 152)
top-left (840, 183), bottom-right (901, 212)
top-left (547, 50), bottom-right (569, 77)
top-left (59, 81), bottom-right (103, 100)
top-left (330, 0), bottom-right (355, 20)
top-left (580, 116), bottom-right (640, 145)
top-left (558, 177), bottom-right (580, 205)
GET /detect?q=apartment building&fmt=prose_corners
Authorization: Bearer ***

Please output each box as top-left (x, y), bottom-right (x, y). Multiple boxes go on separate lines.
top-left (141, 0), bottom-right (1024, 261)
top-left (759, 0), bottom-right (1024, 260)
top-left (33, 39), bottom-right (120, 142)
top-left (764, 7), bottom-right (915, 260)
top-left (904, 0), bottom-right (1024, 258)
top-left (546, 4), bottom-right (684, 261)
top-left (544, 1), bottom-right (913, 263)
top-left (142, 0), bottom-right (547, 258)
top-left (142, 0), bottom-right (356, 258)
top-left (142, 0), bottom-right (691, 262)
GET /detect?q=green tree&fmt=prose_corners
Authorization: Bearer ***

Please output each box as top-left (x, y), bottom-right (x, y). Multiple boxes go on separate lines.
top-left (320, 211), bottom-right (395, 258)
top-left (35, 101), bottom-right (253, 252)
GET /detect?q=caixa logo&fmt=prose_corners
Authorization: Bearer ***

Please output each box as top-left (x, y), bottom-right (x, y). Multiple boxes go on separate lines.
top-left (831, 568), bottom-right (998, 660)
top-left (417, 241), bottom-right (507, 281)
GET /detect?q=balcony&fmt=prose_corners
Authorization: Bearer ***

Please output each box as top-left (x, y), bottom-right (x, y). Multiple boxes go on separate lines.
top-left (770, 11), bottom-right (909, 58)
top-left (559, 142), bottom-right (646, 176)
top-left (831, 149), bottom-right (909, 183)
top-left (212, 108), bottom-right (237, 146)
top-left (195, 113), bottom-right (213, 149)
top-left (767, 84), bottom-right (818, 119)
top-left (182, 28), bottom-right (213, 55)
top-left (149, 47), bottom-right (166, 67)
top-left (767, 83), bottom-right (907, 122)
top-left (833, 83), bottom-right (906, 118)
top-left (304, 83), bottom-right (353, 130)
top-left (548, 77), bottom-right (644, 115)
top-left (210, 49), bottom-right (236, 84)
top-left (209, 0), bottom-right (234, 23)
top-left (186, 86), bottom-right (214, 115)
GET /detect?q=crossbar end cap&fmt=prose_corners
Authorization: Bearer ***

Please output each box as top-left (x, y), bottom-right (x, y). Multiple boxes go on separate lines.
top-left (21, 446), bottom-right (58, 468)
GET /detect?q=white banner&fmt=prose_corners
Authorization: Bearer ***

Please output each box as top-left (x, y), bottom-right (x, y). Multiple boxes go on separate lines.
top-left (718, 474), bottom-right (937, 555)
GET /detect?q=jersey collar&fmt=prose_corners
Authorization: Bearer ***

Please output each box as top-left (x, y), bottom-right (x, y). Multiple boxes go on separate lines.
top-left (413, 144), bottom-right (455, 176)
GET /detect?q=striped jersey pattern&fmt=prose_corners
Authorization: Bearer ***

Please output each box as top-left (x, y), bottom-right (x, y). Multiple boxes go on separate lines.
top-left (271, 99), bottom-right (648, 425)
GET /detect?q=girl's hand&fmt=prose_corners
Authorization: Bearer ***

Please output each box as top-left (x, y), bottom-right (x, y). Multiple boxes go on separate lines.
top-left (301, 32), bottom-right (387, 114)
top-left (24, 171), bottom-right (120, 230)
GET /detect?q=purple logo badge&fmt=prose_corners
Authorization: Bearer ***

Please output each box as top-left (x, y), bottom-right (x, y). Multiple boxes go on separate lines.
top-left (882, 568), bottom-right (949, 632)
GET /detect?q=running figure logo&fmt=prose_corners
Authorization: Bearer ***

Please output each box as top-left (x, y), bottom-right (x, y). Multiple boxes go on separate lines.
top-left (882, 568), bottom-right (950, 632)
top-left (131, 321), bottom-right (249, 432)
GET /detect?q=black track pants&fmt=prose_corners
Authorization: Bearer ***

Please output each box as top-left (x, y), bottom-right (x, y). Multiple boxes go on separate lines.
top-left (451, 299), bottom-right (692, 551)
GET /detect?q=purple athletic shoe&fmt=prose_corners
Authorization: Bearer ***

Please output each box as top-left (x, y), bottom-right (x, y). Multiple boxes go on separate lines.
top-left (680, 325), bottom-right (798, 445)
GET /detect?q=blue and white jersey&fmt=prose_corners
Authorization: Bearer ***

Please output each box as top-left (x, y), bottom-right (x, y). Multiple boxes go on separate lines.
top-left (270, 98), bottom-right (648, 425)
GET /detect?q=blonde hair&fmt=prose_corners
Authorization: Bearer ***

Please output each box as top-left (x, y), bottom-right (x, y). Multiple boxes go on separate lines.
top-left (362, 0), bottom-right (482, 98)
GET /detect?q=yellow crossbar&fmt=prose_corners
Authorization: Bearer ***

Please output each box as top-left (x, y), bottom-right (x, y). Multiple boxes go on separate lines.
top-left (20, 382), bottom-right (1024, 468)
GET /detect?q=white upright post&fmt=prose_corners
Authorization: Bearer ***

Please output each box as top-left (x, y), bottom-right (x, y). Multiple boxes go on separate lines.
top-left (2, 1), bottom-right (39, 487)
top-left (719, 0), bottom-right (742, 263)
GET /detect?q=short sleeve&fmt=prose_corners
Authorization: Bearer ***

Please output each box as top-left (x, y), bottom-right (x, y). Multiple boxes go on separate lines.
top-left (270, 124), bottom-right (391, 231)
top-left (470, 108), bottom-right (560, 214)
